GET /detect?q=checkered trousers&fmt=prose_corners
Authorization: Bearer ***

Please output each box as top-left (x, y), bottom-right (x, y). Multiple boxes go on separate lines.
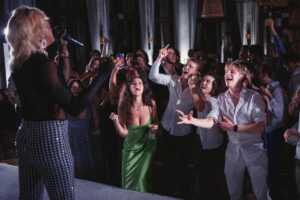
top-left (17, 120), bottom-right (75, 200)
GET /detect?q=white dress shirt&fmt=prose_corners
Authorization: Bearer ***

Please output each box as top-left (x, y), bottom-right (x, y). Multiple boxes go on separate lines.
top-left (197, 96), bottom-right (224, 149)
top-left (149, 60), bottom-right (194, 136)
top-left (208, 87), bottom-right (266, 164)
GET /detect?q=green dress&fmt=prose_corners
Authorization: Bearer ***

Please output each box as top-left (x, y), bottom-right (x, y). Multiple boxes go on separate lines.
top-left (122, 116), bottom-right (157, 192)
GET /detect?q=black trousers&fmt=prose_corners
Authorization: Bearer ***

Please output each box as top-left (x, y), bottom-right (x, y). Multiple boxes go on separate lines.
top-left (197, 145), bottom-right (223, 200)
top-left (162, 128), bottom-right (191, 198)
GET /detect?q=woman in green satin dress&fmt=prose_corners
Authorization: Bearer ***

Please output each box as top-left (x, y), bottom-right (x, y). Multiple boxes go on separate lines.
top-left (110, 76), bottom-right (158, 192)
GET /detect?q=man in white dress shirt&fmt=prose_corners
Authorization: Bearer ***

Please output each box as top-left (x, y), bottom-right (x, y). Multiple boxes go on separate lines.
top-left (177, 61), bottom-right (269, 200)
top-left (149, 45), bottom-right (202, 198)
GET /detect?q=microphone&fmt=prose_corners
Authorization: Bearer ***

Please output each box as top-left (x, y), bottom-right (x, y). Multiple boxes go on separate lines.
top-left (65, 35), bottom-right (85, 47)
top-left (52, 26), bottom-right (85, 47)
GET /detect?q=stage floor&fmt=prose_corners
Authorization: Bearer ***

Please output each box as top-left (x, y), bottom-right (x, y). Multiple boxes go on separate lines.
top-left (0, 163), bottom-right (182, 200)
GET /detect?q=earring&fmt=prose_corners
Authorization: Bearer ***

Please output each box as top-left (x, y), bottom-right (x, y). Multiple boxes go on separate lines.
top-left (42, 39), bottom-right (46, 49)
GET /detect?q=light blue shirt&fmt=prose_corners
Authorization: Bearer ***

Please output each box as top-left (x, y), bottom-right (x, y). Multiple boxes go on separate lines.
top-left (265, 81), bottom-right (288, 133)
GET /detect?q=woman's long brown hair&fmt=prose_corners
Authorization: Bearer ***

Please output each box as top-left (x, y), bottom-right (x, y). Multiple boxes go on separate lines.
top-left (118, 76), bottom-right (157, 127)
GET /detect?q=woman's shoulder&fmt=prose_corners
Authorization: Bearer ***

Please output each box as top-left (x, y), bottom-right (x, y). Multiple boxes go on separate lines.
top-left (31, 52), bottom-right (52, 63)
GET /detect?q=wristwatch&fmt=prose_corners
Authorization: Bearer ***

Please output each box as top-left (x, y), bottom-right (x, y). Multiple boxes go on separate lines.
top-left (233, 125), bottom-right (238, 132)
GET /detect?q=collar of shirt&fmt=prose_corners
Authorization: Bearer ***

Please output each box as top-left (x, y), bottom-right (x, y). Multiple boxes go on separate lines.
top-left (160, 76), bottom-right (195, 136)
top-left (267, 81), bottom-right (280, 91)
top-left (224, 87), bottom-right (247, 100)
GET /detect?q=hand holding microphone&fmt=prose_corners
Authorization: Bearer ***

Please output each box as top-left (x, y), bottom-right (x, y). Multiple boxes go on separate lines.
top-left (52, 26), bottom-right (85, 47)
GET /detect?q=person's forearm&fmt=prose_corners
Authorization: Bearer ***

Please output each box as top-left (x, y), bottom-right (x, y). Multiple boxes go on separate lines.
top-left (101, 43), bottom-right (107, 58)
top-left (109, 68), bottom-right (119, 98)
top-left (270, 26), bottom-right (277, 36)
top-left (64, 61), bottom-right (114, 116)
top-left (58, 46), bottom-right (71, 82)
top-left (236, 121), bottom-right (266, 134)
top-left (192, 117), bottom-right (215, 129)
top-left (149, 58), bottom-right (171, 85)
top-left (272, 34), bottom-right (286, 55)
top-left (113, 122), bottom-right (128, 137)
top-left (149, 58), bottom-right (162, 81)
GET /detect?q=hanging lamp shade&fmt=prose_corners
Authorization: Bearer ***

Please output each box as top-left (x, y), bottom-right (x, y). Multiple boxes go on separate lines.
top-left (270, 0), bottom-right (291, 7)
top-left (202, 0), bottom-right (224, 18)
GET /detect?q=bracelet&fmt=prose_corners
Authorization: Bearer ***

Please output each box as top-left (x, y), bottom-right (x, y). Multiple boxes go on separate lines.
top-left (59, 52), bottom-right (69, 58)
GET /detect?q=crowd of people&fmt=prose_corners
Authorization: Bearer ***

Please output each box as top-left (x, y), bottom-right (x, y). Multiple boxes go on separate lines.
top-left (1, 6), bottom-right (300, 200)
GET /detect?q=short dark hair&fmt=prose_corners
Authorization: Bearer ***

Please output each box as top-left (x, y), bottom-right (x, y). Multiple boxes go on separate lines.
top-left (204, 71), bottom-right (220, 96)
top-left (260, 61), bottom-right (276, 80)
top-left (68, 79), bottom-right (83, 89)
top-left (205, 71), bottom-right (220, 88)
top-left (90, 56), bottom-right (101, 66)
top-left (89, 50), bottom-right (101, 58)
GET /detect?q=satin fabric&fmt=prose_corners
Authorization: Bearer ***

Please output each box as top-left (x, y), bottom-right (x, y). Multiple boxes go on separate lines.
top-left (122, 117), bottom-right (156, 192)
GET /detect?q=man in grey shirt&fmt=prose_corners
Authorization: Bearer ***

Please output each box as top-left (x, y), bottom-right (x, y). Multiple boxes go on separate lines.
top-left (186, 71), bottom-right (224, 200)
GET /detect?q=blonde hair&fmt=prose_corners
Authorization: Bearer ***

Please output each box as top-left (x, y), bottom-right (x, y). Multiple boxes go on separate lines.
top-left (5, 6), bottom-right (48, 71)
top-left (225, 61), bottom-right (248, 77)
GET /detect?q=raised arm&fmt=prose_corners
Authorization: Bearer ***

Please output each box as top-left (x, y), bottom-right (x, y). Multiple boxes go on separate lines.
top-left (57, 31), bottom-right (71, 82)
top-left (42, 58), bottom-right (114, 117)
top-left (259, 86), bottom-right (287, 122)
top-left (109, 59), bottom-right (122, 103)
top-left (266, 18), bottom-right (286, 56)
top-left (188, 75), bottom-right (205, 111)
top-left (101, 38), bottom-right (109, 58)
top-left (149, 44), bottom-right (172, 85)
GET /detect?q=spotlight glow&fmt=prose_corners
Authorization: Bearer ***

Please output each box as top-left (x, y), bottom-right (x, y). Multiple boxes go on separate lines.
top-left (3, 27), bottom-right (8, 36)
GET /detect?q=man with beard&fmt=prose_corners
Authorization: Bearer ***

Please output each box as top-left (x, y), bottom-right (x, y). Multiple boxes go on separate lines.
top-left (149, 44), bottom-right (202, 198)
top-left (152, 47), bottom-right (183, 119)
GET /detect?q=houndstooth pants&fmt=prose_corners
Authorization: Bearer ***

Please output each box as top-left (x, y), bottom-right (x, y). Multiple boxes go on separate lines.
top-left (17, 120), bottom-right (75, 200)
